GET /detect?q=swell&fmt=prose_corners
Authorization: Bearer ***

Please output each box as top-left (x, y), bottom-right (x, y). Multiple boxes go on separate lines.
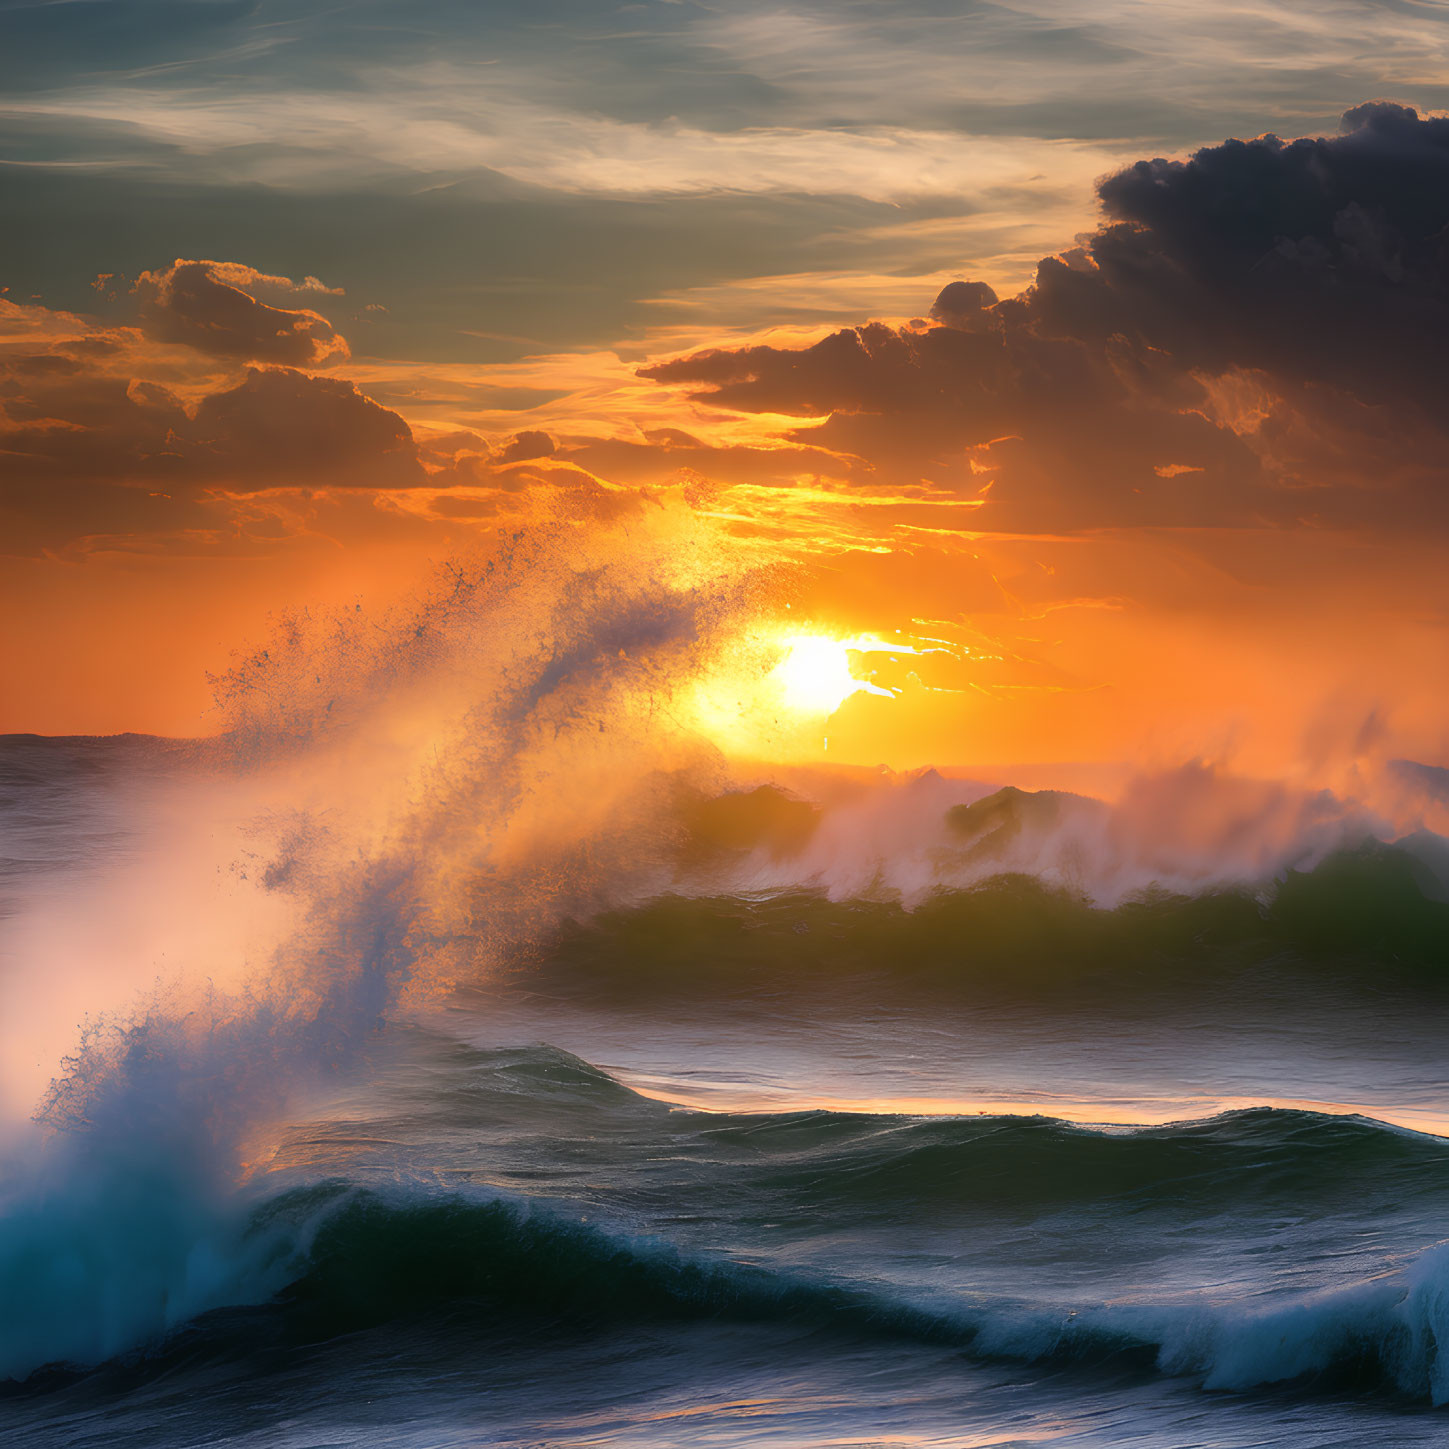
top-left (275, 1181), bottom-right (1449, 1406)
top-left (11, 1081), bottom-right (1449, 1400)
top-left (20, 1171), bottom-right (1449, 1407)
top-left (699, 1106), bottom-right (1449, 1220)
top-left (534, 841), bottom-right (1449, 1000)
top-left (331, 1044), bottom-right (1449, 1220)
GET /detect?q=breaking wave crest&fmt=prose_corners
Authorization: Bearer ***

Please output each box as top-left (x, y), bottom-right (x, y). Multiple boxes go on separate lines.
top-left (538, 844), bottom-right (1449, 1001)
top-left (10, 1099), bottom-right (1449, 1406)
top-left (262, 1178), bottom-right (1449, 1405)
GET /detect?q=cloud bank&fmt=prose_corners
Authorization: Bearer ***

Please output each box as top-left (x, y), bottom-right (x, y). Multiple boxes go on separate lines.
top-left (638, 104), bottom-right (1449, 537)
top-left (133, 260), bottom-right (350, 367)
top-left (6, 107), bottom-right (1449, 567)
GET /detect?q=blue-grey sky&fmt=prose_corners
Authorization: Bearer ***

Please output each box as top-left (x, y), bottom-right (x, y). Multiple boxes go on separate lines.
top-left (7, 0), bottom-right (1449, 362)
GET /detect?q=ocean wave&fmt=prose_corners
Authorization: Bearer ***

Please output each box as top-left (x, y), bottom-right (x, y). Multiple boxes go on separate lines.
top-left (669, 768), bottom-right (1449, 911)
top-left (535, 840), bottom-right (1449, 999)
top-left (14, 1171), bottom-right (1449, 1407)
top-left (359, 1044), bottom-right (1449, 1218)
top-left (196, 1175), bottom-right (1449, 1405)
top-left (699, 1106), bottom-right (1449, 1221)
top-left (11, 1082), bottom-right (1449, 1404)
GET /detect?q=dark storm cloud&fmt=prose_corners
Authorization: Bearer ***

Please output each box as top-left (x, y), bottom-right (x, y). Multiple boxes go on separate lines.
top-left (133, 260), bottom-right (349, 367)
top-left (641, 105), bottom-right (1449, 535)
top-left (1035, 102), bottom-right (1449, 413)
top-left (641, 319), bottom-right (1264, 531)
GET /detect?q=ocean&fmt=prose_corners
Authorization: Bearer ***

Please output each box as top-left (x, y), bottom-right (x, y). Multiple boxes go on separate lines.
top-left (2, 578), bottom-right (1449, 1447)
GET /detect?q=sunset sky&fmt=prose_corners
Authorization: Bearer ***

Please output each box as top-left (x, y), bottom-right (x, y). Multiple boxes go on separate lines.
top-left (5, 0), bottom-right (1449, 773)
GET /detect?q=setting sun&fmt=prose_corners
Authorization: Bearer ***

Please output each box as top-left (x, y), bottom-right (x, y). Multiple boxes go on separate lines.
top-left (772, 634), bottom-right (892, 717)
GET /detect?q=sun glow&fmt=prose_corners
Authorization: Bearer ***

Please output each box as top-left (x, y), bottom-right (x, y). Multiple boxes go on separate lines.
top-left (771, 633), bottom-right (895, 717)
top-left (683, 622), bottom-right (923, 760)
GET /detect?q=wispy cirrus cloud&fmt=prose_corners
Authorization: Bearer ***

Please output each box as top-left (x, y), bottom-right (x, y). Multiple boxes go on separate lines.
top-left (8, 0), bottom-right (1449, 369)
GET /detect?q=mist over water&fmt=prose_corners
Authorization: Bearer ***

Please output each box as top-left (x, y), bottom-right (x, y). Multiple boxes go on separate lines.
top-left (3, 515), bottom-right (1449, 1446)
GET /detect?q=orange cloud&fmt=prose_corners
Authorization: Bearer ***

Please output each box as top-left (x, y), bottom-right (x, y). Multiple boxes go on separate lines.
top-left (133, 259), bottom-right (350, 367)
top-left (0, 291), bottom-right (606, 555)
